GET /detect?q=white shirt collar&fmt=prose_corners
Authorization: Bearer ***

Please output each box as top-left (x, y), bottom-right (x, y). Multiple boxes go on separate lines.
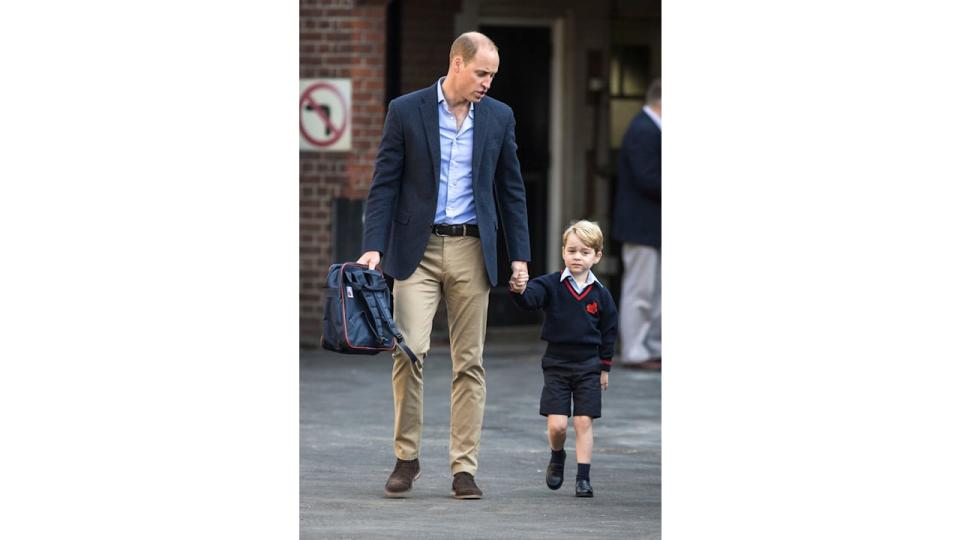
top-left (643, 104), bottom-right (661, 130)
top-left (437, 77), bottom-right (474, 113)
top-left (560, 268), bottom-right (602, 292)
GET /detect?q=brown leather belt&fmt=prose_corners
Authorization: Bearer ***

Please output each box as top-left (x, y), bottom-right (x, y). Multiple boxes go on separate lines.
top-left (432, 223), bottom-right (480, 238)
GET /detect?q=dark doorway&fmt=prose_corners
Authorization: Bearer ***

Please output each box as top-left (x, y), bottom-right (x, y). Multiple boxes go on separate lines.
top-left (479, 24), bottom-right (551, 325)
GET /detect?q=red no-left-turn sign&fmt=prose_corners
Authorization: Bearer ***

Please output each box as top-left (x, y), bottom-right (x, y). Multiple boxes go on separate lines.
top-left (300, 79), bottom-right (352, 150)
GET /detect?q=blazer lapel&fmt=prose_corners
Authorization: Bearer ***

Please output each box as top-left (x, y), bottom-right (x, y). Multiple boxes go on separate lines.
top-left (419, 91), bottom-right (441, 185)
top-left (471, 99), bottom-right (488, 193)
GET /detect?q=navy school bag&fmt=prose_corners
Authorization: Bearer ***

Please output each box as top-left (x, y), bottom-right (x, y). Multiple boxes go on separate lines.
top-left (321, 262), bottom-right (419, 366)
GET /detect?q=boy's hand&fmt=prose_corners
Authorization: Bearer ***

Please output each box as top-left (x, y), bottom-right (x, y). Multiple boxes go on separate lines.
top-left (600, 371), bottom-right (609, 390)
top-left (509, 280), bottom-right (526, 294)
top-left (509, 261), bottom-right (528, 293)
top-left (509, 274), bottom-right (527, 294)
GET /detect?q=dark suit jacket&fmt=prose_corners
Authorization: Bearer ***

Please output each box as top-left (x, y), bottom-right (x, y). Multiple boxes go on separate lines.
top-left (362, 84), bottom-right (531, 286)
top-left (613, 110), bottom-right (661, 248)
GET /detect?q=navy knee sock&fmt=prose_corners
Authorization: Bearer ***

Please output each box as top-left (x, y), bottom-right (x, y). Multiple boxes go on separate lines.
top-left (576, 463), bottom-right (590, 481)
top-left (550, 449), bottom-right (566, 465)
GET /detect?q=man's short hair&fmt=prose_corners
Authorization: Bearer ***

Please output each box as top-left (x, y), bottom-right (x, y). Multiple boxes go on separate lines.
top-left (450, 32), bottom-right (498, 65)
top-left (562, 220), bottom-right (604, 253)
top-left (645, 78), bottom-right (661, 105)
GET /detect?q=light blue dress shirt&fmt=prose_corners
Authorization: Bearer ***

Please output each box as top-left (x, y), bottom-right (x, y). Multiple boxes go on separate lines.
top-left (434, 78), bottom-right (477, 225)
top-left (560, 268), bottom-right (603, 294)
top-left (643, 104), bottom-right (662, 130)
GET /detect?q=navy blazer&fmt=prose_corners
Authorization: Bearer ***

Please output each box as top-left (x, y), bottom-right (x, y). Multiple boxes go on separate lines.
top-left (362, 84), bottom-right (531, 286)
top-left (613, 110), bottom-right (661, 248)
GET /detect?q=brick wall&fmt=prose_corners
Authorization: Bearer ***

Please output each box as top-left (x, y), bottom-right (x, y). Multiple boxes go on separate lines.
top-left (399, 0), bottom-right (460, 93)
top-left (300, 0), bottom-right (388, 347)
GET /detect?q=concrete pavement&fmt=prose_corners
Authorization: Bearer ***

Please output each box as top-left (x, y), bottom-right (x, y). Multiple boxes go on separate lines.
top-left (300, 326), bottom-right (661, 539)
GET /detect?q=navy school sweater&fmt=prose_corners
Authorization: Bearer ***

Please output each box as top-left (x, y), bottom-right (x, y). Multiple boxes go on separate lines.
top-left (511, 271), bottom-right (618, 372)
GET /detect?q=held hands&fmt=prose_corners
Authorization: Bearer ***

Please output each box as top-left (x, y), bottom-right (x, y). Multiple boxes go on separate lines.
top-left (600, 371), bottom-right (609, 390)
top-left (509, 261), bottom-right (529, 294)
top-left (357, 250), bottom-right (381, 270)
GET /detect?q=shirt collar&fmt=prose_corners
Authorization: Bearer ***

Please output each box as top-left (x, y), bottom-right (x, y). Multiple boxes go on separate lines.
top-left (437, 77), bottom-right (474, 113)
top-left (560, 268), bottom-right (602, 288)
top-left (643, 104), bottom-right (661, 130)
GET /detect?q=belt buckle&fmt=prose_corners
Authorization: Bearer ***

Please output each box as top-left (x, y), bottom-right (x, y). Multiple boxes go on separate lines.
top-left (434, 224), bottom-right (465, 237)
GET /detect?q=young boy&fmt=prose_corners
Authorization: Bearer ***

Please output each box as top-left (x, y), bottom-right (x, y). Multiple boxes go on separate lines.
top-left (510, 220), bottom-right (618, 497)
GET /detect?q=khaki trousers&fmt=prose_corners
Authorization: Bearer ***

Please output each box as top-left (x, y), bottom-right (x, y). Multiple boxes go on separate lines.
top-left (391, 234), bottom-right (490, 475)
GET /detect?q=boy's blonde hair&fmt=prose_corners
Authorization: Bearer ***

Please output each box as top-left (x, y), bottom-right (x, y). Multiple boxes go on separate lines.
top-left (562, 220), bottom-right (604, 252)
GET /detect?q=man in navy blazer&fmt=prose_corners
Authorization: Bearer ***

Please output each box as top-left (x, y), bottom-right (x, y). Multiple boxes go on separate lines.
top-left (358, 31), bottom-right (531, 499)
top-left (613, 78), bottom-right (661, 370)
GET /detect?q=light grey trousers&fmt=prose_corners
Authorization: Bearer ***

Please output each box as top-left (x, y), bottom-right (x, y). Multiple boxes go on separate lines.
top-left (620, 243), bottom-right (661, 363)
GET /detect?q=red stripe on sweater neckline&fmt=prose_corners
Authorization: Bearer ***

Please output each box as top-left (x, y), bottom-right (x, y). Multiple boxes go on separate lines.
top-left (563, 279), bottom-right (594, 301)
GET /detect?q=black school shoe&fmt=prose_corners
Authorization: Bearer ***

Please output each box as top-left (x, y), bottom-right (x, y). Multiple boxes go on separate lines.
top-left (575, 479), bottom-right (594, 497)
top-left (546, 461), bottom-right (564, 490)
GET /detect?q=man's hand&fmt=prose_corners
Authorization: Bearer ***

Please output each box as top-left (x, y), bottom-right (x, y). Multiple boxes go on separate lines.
top-left (509, 260), bottom-right (528, 294)
top-left (600, 371), bottom-right (609, 390)
top-left (357, 250), bottom-right (381, 270)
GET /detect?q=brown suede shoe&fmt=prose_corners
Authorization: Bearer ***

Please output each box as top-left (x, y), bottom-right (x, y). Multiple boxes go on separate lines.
top-left (384, 458), bottom-right (420, 498)
top-left (451, 472), bottom-right (483, 499)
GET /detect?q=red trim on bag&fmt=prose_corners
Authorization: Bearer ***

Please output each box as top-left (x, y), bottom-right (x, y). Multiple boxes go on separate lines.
top-left (563, 279), bottom-right (594, 301)
top-left (600, 359), bottom-right (612, 365)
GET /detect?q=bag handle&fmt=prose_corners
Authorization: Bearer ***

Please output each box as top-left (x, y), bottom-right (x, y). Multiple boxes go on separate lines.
top-left (368, 290), bottom-right (419, 367)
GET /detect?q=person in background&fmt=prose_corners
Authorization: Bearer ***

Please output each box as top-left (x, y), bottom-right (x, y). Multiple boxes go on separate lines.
top-left (614, 78), bottom-right (661, 370)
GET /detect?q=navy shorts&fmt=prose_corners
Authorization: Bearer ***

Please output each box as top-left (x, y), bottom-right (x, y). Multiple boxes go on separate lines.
top-left (539, 367), bottom-right (602, 419)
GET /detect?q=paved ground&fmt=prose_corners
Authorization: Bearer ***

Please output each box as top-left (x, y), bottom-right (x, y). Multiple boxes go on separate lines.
top-left (300, 326), bottom-right (661, 539)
